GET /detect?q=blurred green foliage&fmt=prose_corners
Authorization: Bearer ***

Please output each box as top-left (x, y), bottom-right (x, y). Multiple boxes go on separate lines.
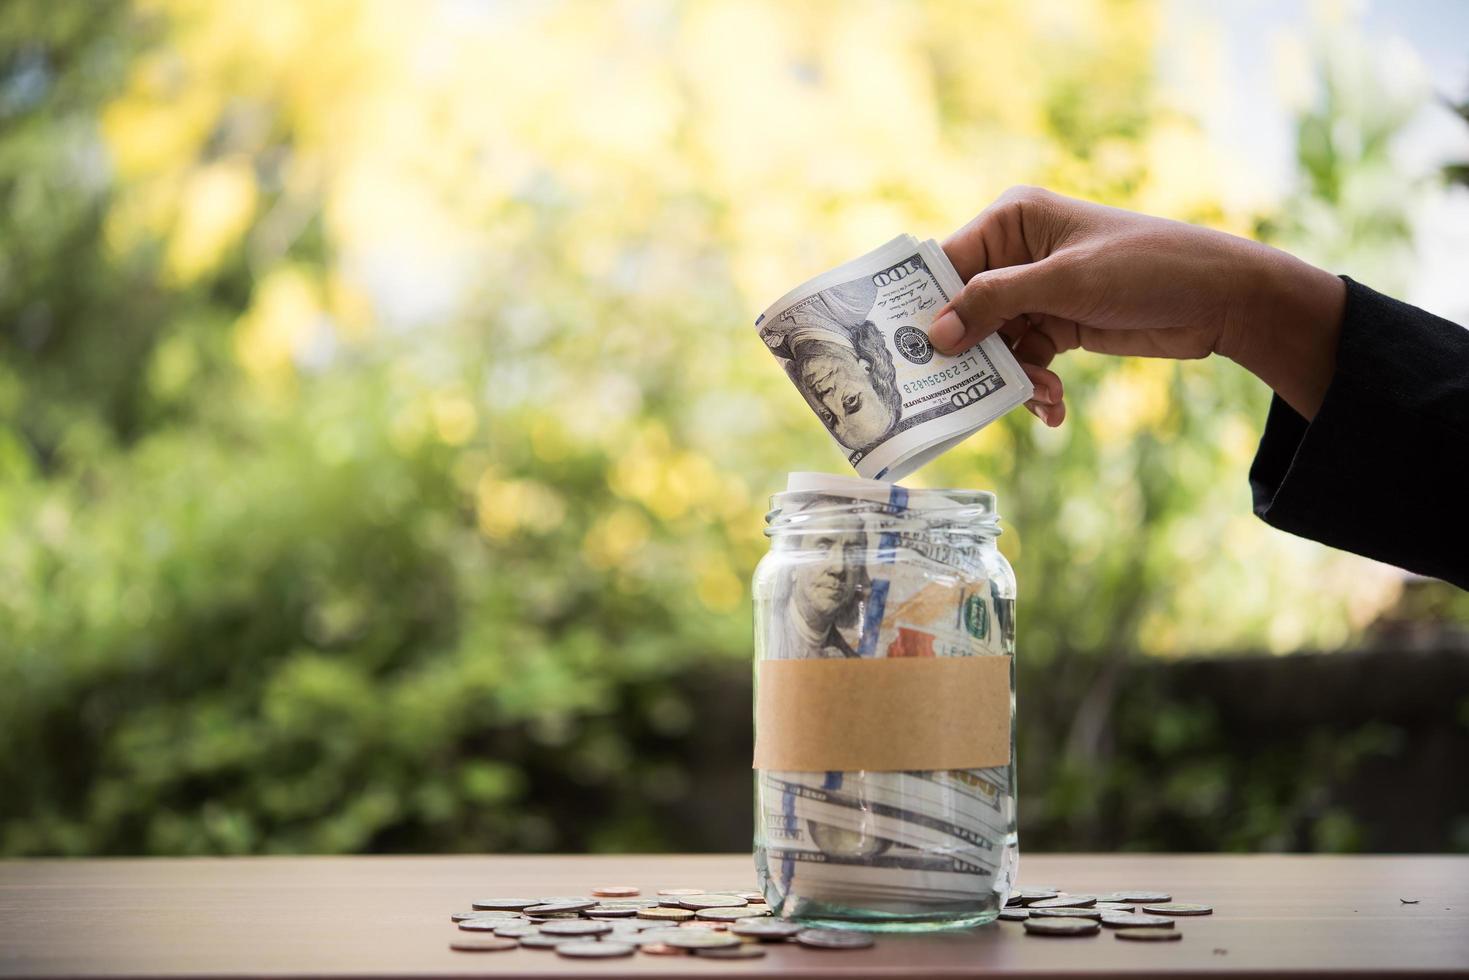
top-left (1, 0), bottom-right (1461, 856)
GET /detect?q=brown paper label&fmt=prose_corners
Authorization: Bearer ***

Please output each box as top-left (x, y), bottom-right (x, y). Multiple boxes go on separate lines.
top-left (752, 656), bottom-right (1012, 772)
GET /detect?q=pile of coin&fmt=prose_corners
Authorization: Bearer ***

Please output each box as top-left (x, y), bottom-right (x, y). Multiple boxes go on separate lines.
top-left (1002, 886), bottom-right (1212, 942)
top-left (449, 885), bottom-right (877, 958)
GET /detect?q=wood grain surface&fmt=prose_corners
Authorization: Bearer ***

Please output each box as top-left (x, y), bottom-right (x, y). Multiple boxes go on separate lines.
top-left (1, 854), bottom-right (1466, 978)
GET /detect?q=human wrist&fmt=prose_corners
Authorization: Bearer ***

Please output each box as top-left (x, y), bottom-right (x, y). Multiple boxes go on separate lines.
top-left (1221, 243), bottom-right (1346, 420)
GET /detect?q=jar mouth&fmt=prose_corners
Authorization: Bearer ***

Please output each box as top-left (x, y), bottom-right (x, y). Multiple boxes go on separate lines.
top-left (766, 487), bottom-right (999, 537)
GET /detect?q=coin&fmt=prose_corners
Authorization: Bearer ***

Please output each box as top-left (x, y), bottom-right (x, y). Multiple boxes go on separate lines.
top-left (517, 933), bottom-right (573, 949)
top-left (1143, 902), bottom-right (1213, 916)
top-left (458, 918), bottom-right (515, 932)
top-left (595, 898), bottom-right (661, 908)
top-left (587, 906), bottom-right (639, 918)
top-left (997, 908), bottom-right (1030, 921)
top-left (732, 918), bottom-right (803, 940)
top-left (451, 911), bottom-right (495, 922)
top-left (592, 885), bottom-right (641, 898)
top-left (1116, 927), bottom-right (1183, 942)
top-left (662, 930), bottom-right (742, 949)
top-left (680, 894), bottom-right (747, 910)
top-left (1029, 895), bottom-right (1097, 909)
top-left (524, 900), bottom-right (595, 914)
top-left (1101, 913), bottom-right (1175, 929)
top-left (540, 920), bottom-right (613, 937)
top-left (525, 914), bottom-right (581, 922)
top-left (657, 888), bottom-right (705, 896)
top-left (1011, 888), bottom-right (1059, 904)
top-left (679, 921), bottom-right (727, 930)
top-left (638, 906), bottom-right (695, 921)
top-left (795, 928), bottom-right (875, 950)
top-left (633, 928), bottom-right (690, 945)
top-left (556, 940), bottom-right (635, 958)
top-left (456, 909), bottom-right (522, 920)
top-left (697, 907), bottom-right (770, 921)
top-left (1095, 902), bottom-right (1135, 912)
top-left (1023, 917), bottom-right (1101, 937)
top-left (640, 943), bottom-right (683, 955)
top-left (695, 944), bottom-right (767, 959)
top-left (471, 898), bottom-right (541, 911)
top-left (1113, 891), bottom-right (1172, 904)
top-left (492, 923), bottom-right (541, 938)
top-left (1030, 907), bottom-right (1102, 920)
top-left (448, 937), bottom-right (517, 952)
top-left (735, 892), bottom-right (766, 902)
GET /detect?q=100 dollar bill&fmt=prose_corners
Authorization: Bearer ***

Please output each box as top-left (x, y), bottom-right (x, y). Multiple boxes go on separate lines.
top-left (756, 236), bottom-right (1033, 481)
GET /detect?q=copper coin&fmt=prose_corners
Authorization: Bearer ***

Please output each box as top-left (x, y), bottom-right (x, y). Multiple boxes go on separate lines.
top-left (1023, 917), bottom-right (1101, 936)
top-left (1143, 902), bottom-right (1213, 916)
top-left (592, 885), bottom-right (641, 898)
top-left (1029, 895), bottom-right (1097, 909)
top-left (640, 943), bottom-right (684, 956)
top-left (448, 937), bottom-right (517, 952)
top-left (1116, 927), bottom-right (1183, 941)
top-left (695, 944), bottom-right (767, 959)
top-left (1102, 913), bottom-right (1175, 929)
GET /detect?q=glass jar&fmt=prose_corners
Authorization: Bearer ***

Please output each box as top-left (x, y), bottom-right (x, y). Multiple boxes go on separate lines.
top-left (751, 476), bottom-right (1017, 931)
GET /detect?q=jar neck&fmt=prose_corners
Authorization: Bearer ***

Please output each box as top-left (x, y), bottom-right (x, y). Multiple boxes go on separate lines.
top-left (765, 488), bottom-right (1000, 542)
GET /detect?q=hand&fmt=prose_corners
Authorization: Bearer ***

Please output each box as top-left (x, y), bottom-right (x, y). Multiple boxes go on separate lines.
top-left (930, 187), bottom-right (1347, 425)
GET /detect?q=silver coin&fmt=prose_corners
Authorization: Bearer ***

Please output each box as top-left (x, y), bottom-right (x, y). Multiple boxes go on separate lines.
top-left (1029, 907), bottom-right (1102, 920)
top-left (555, 940), bottom-right (635, 958)
top-left (518, 933), bottom-right (573, 949)
top-left (661, 930), bottom-right (742, 950)
top-left (456, 909), bottom-right (522, 921)
top-left (1095, 902), bottom-right (1135, 912)
top-left (679, 894), bottom-right (747, 910)
top-left (1113, 891), bottom-right (1172, 904)
top-left (470, 897), bottom-right (540, 911)
top-left (1143, 902), bottom-right (1213, 916)
top-left (997, 908), bottom-right (1030, 921)
top-left (731, 918), bottom-right (803, 940)
top-left (524, 900), bottom-right (596, 914)
top-left (1115, 927), bottom-right (1183, 942)
top-left (697, 907), bottom-right (770, 921)
top-left (1023, 916), bottom-right (1101, 936)
top-left (795, 928), bottom-right (875, 950)
top-left (735, 892), bottom-right (766, 902)
top-left (1012, 888), bottom-right (1059, 904)
top-left (540, 920), bottom-right (613, 937)
top-left (695, 944), bottom-right (767, 959)
top-left (587, 906), bottom-right (639, 918)
top-left (628, 928), bottom-right (689, 946)
top-left (451, 910), bottom-right (494, 922)
top-left (1029, 895), bottom-right (1097, 909)
top-left (457, 918), bottom-right (517, 932)
top-left (595, 898), bottom-right (661, 909)
top-left (492, 923), bottom-right (541, 938)
top-left (1101, 913), bottom-right (1175, 929)
top-left (448, 937), bottom-right (517, 952)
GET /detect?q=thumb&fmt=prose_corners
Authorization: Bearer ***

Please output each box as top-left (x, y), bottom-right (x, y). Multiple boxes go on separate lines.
top-left (929, 257), bottom-right (1076, 355)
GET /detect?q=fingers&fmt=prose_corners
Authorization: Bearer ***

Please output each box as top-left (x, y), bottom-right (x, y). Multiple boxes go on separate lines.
top-left (930, 257), bottom-right (1075, 354)
top-left (1022, 361), bottom-right (1066, 427)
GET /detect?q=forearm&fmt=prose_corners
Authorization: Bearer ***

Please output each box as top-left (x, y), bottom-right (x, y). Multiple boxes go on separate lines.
top-left (1219, 243), bottom-right (1347, 421)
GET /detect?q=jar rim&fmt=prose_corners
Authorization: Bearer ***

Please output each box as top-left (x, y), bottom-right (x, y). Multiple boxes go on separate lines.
top-left (766, 486), bottom-right (999, 536)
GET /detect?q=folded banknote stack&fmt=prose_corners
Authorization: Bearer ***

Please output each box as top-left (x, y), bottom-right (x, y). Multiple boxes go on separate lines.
top-left (755, 235), bottom-right (1032, 481)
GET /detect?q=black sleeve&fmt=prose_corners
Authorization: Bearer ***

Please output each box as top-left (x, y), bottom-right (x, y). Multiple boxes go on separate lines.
top-left (1249, 277), bottom-right (1469, 590)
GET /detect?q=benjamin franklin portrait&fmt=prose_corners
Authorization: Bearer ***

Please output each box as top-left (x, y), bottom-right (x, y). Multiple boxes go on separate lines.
top-left (768, 495), bottom-right (871, 660)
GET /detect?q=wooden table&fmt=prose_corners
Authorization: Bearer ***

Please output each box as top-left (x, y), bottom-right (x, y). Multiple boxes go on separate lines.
top-left (2, 855), bottom-right (1466, 978)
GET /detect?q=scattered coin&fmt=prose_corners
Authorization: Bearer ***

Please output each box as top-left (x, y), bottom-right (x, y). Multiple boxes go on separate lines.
top-left (457, 918), bottom-right (515, 932)
top-left (997, 908), bottom-right (1030, 921)
top-left (1030, 907), bottom-right (1102, 920)
top-left (658, 888), bottom-right (705, 896)
top-left (556, 940), bottom-right (635, 958)
top-left (524, 900), bottom-right (596, 915)
top-left (1113, 891), bottom-right (1172, 904)
top-left (679, 921), bottom-right (727, 930)
top-left (451, 911), bottom-right (493, 922)
top-left (1023, 917), bottom-right (1101, 937)
top-left (735, 892), bottom-right (766, 902)
top-left (662, 930), bottom-right (742, 950)
top-left (795, 928), bottom-right (876, 950)
top-left (525, 914), bottom-right (581, 922)
top-left (680, 895), bottom-right (747, 910)
top-left (518, 933), bottom-right (573, 949)
top-left (493, 924), bottom-right (542, 938)
top-left (697, 907), bottom-right (770, 921)
top-left (592, 885), bottom-right (640, 898)
top-left (1101, 913), bottom-right (1175, 929)
top-left (1143, 903), bottom-right (1213, 916)
top-left (1095, 902), bottom-right (1136, 912)
top-left (587, 906), bottom-right (639, 918)
top-left (595, 898), bottom-right (661, 908)
top-left (456, 909), bottom-right (522, 921)
top-left (640, 943), bottom-right (683, 956)
top-left (539, 920), bottom-right (613, 937)
top-left (1116, 928), bottom-right (1183, 942)
top-left (695, 944), bottom-right (767, 959)
top-left (1029, 895), bottom-right (1097, 909)
top-left (638, 907), bottom-right (695, 921)
top-left (471, 898), bottom-right (540, 911)
top-left (1012, 888), bottom-right (1059, 904)
top-left (448, 937), bottom-right (518, 953)
top-left (732, 918), bottom-right (803, 940)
